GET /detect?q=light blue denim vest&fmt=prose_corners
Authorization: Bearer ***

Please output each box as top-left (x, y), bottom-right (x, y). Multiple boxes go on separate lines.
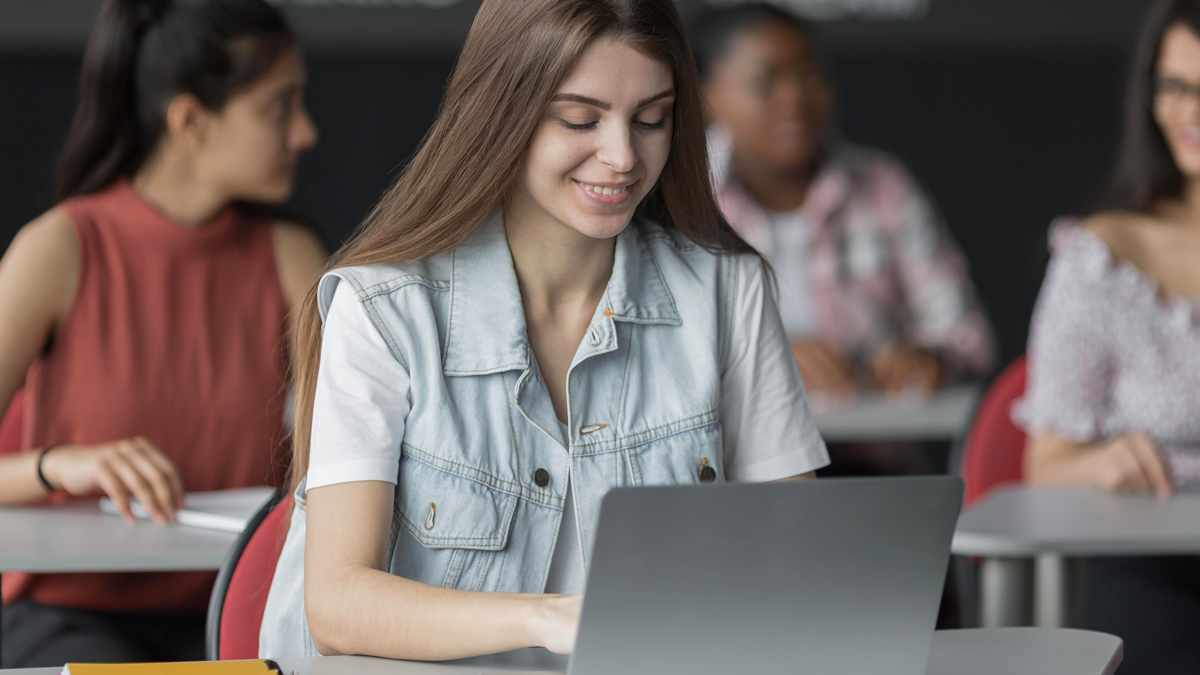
top-left (260, 214), bottom-right (750, 657)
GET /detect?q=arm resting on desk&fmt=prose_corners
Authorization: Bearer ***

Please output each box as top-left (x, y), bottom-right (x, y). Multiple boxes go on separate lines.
top-left (305, 480), bottom-right (580, 660)
top-left (1024, 433), bottom-right (1174, 498)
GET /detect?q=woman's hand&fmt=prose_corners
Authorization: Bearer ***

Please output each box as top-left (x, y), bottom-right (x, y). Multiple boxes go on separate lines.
top-left (1085, 433), bottom-right (1173, 498)
top-left (531, 594), bottom-right (583, 655)
top-left (870, 343), bottom-right (942, 396)
top-left (42, 437), bottom-right (185, 524)
top-left (790, 339), bottom-right (855, 401)
top-left (1026, 432), bottom-right (1173, 499)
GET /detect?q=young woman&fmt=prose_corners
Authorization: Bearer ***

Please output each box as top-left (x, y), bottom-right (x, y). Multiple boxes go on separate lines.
top-left (0, 0), bottom-right (323, 667)
top-left (259, 0), bottom-right (829, 660)
top-left (691, 5), bottom-right (994, 402)
top-left (1015, 0), bottom-right (1200, 671)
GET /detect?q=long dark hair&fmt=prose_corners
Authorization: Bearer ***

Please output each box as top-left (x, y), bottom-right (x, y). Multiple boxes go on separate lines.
top-left (1103, 0), bottom-right (1200, 212)
top-left (288, 0), bottom-right (757, 493)
top-left (56, 0), bottom-right (294, 201)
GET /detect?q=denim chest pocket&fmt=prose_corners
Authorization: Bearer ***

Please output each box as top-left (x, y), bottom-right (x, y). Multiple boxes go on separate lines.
top-left (621, 416), bottom-right (726, 487)
top-left (390, 452), bottom-right (519, 591)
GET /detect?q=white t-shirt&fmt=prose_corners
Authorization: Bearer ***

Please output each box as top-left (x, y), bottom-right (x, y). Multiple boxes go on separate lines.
top-left (307, 254), bottom-right (829, 595)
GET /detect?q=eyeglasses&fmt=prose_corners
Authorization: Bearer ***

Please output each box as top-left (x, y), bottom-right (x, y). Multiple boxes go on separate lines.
top-left (1154, 75), bottom-right (1200, 106)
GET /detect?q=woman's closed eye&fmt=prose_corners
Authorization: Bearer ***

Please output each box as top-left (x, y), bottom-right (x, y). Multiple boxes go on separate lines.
top-left (556, 117), bottom-right (667, 132)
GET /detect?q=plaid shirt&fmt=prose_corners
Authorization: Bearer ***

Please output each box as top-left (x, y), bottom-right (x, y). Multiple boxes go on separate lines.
top-left (712, 133), bottom-right (996, 379)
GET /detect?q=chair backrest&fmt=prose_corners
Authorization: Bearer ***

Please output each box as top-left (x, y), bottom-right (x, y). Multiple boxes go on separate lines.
top-left (0, 387), bottom-right (26, 457)
top-left (961, 355), bottom-right (1028, 507)
top-left (206, 488), bottom-right (292, 660)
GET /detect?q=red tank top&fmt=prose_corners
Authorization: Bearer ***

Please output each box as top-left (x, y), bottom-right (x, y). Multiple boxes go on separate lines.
top-left (1, 179), bottom-right (289, 613)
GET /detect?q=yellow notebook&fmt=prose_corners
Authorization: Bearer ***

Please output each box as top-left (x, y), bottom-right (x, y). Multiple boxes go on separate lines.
top-left (62, 660), bottom-right (283, 674)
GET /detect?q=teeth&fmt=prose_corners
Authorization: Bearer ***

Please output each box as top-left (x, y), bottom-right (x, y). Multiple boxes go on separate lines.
top-left (582, 182), bottom-right (629, 196)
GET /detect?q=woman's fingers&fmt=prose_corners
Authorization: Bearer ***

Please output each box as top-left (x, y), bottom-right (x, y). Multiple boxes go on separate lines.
top-left (93, 461), bottom-right (135, 523)
top-left (132, 437), bottom-right (186, 509)
top-left (1111, 444), bottom-right (1152, 494)
top-left (122, 441), bottom-right (180, 522)
top-left (1128, 433), bottom-right (1173, 498)
top-left (106, 446), bottom-right (170, 524)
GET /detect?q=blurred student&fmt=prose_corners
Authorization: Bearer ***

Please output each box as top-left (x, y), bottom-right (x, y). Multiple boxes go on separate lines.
top-left (0, 0), bottom-right (324, 667)
top-left (259, 0), bottom-right (828, 660)
top-left (1015, 1), bottom-right (1200, 671)
top-left (692, 5), bottom-right (994, 404)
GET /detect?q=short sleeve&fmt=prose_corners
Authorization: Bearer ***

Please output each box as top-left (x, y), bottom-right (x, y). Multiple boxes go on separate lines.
top-left (720, 255), bottom-right (830, 482)
top-left (1011, 225), bottom-right (1113, 441)
top-left (306, 281), bottom-right (411, 490)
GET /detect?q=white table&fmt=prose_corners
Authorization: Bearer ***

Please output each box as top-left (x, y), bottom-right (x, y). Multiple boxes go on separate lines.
top-left (0, 501), bottom-right (241, 573)
top-left (952, 485), bottom-right (1200, 628)
top-left (812, 384), bottom-right (981, 442)
top-left (0, 499), bottom-right (249, 660)
top-left (1, 628), bottom-right (1123, 675)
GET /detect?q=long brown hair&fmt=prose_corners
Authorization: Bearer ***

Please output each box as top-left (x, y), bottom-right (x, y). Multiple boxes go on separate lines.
top-left (289, 0), bottom-right (755, 493)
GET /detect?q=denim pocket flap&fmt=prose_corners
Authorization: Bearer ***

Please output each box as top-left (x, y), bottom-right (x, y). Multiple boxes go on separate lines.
top-left (397, 454), bottom-right (518, 551)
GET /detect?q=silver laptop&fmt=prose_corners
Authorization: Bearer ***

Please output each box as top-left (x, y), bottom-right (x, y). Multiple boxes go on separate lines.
top-left (567, 476), bottom-right (963, 675)
top-left (470, 476), bottom-right (962, 675)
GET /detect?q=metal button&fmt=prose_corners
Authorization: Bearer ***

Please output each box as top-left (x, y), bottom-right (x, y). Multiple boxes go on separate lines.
top-left (698, 458), bottom-right (716, 483)
top-left (533, 468), bottom-right (550, 488)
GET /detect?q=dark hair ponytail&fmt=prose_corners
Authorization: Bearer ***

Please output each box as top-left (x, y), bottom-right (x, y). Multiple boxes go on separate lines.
top-left (56, 0), bottom-right (294, 201)
top-left (1101, 0), bottom-right (1200, 213)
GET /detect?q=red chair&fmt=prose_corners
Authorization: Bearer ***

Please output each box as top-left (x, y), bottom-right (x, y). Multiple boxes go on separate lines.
top-left (206, 487), bottom-right (293, 660)
top-left (961, 355), bottom-right (1029, 507)
top-left (0, 387), bottom-right (26, 457)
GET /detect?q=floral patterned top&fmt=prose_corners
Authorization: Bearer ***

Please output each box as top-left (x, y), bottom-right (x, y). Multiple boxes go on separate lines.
top-left (1012, 221), bottom-right (1200, 487)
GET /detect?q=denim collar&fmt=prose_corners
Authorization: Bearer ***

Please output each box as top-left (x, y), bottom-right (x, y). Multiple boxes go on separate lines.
top-left (442, 212), bottom-right (680, 376)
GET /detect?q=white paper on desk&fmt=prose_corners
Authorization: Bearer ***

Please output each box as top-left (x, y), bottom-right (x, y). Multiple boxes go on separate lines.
top-left (99, 486), bottom-right (275, 533)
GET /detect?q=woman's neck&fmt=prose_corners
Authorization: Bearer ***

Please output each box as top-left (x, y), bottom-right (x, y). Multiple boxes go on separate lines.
top-left (1174, 179), bottom-right (1200, 230)
top-left (731, 149), bottom-right (817, 213)
top-left (131, 152), bottom-right (230, 227)
top-left (503, 206), bottom-right (615, 320)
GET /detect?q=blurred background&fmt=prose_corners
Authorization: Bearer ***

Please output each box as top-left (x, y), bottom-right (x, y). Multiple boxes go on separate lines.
top-left (0, 0), bottom-right (1155, 368)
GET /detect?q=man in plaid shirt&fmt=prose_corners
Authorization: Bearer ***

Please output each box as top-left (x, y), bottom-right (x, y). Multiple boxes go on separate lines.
top-left (697, 5), bottom-right (995, 406)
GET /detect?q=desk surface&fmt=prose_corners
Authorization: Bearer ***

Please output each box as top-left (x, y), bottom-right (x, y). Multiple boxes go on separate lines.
top-left (3, 628), bottom-right (1122, 675)
top-left (0, 501), bottom-right (238, 573)
top-left (952, 485), bottom-right (1200, 557)
top-left (812, 384), bottom-right (980, 442)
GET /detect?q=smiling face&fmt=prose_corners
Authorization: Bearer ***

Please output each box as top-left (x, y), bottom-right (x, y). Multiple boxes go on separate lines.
top-left (704, 21), bottom-right (832, 175)
top-left (509, 36), bottom-right (675, 241)
top-left (1155, 23), bottom-right (1200, 179)
top-left (196, 46), bottom-right (318, 204)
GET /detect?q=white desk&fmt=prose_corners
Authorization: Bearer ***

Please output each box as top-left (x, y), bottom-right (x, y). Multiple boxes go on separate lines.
top-left (952, 485), bottom-right (1200, 628)
top-left (0, 501), bottom-right (239, 574)
top-left (1, 628), bottom-right (1123, 675)
top-left (0, 500), bottom-right (245, 661)
top-left (812, 384), bottom-right (981, 442)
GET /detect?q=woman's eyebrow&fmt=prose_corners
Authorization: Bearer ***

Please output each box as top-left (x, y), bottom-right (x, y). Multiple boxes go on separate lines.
top-left (550, 88), bottom-right (676, 111)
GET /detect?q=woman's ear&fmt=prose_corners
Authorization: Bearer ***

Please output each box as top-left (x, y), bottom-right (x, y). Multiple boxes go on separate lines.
top-left (164, 93), bottom-right (209, 152)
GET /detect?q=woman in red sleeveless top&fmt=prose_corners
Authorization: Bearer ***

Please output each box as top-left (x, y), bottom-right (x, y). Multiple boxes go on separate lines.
top-left (0, 0), bottom-right (324, 667)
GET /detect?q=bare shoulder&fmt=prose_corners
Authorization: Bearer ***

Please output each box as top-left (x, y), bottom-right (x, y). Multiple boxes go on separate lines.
top-left (1078, 211), bottom-right (1152, 264)
top-left (0, 207), bottom-right (80, 329)
top-left (3, 207), bottom-right (79, 277)
top-left (270, 220), bottom-right (327, 309)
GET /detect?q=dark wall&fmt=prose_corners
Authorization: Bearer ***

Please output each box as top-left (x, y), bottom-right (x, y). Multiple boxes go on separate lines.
top-left (0, 47), bottom-right (1125, 369)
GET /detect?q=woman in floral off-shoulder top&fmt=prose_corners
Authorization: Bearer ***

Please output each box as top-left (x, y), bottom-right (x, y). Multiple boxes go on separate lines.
top-left (1014, 1), bottom-right (1200, 672)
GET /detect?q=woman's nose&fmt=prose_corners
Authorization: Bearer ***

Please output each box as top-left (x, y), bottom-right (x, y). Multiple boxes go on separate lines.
top-left (595, 125), bottom-right (637, 173)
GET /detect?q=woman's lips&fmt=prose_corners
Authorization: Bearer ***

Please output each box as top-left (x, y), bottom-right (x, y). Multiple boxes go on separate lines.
top-left (575, 179), bottom-right (635, 206)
